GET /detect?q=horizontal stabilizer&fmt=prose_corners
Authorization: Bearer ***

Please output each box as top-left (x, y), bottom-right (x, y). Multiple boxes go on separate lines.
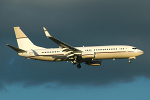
top-left (7, 44), bottom-right (26, 53)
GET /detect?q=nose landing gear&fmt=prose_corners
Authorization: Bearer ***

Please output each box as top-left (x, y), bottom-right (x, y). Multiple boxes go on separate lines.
top-left (128, 60), bottom-right (131, 63)
top-left (128, 57), bottom-right (136, 63)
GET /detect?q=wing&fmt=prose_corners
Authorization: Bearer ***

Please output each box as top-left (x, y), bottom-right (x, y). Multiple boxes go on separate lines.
top-left (43, 27), bottom-right (82, 53)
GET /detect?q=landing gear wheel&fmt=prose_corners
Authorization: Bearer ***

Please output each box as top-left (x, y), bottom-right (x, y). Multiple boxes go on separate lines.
top-left (77, 64), bottom-right (81, 69)
top-left (128, 60), bottom-right (131, 63)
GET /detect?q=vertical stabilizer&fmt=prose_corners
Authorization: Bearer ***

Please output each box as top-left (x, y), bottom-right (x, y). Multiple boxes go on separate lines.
top-left (14, 27), bottom-right (45, 50)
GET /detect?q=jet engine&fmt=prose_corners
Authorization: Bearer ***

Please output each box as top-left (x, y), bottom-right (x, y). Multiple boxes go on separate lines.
top-left (85, 61), bottom-right (101, 66)
top-left (82, 52), bottom-right (95, 59)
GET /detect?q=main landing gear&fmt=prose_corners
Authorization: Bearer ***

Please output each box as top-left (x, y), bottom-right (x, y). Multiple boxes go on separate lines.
top-left (71, 61), bottom-right (81, 69)
top-left (77, 63), bottom-right (81, 69)
top-left (73, 56), bottom-right (82, 69)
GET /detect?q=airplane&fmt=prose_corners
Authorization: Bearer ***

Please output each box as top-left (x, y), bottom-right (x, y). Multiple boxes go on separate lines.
top-left (7, 27), bottom-right (144, 68)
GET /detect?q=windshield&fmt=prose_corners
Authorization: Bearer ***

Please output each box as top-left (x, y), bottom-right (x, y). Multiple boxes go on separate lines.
top-left (132, 47), bottom-right (137, 49)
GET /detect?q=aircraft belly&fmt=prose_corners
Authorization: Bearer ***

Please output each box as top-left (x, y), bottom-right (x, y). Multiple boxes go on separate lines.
top-left (30, 56), bottom-right (68, 61)
top-left (95, 52), bottom-right (137, 59)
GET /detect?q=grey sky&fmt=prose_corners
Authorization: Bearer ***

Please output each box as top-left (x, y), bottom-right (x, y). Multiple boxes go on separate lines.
top-left (0, 0), bottom-right (150, 89)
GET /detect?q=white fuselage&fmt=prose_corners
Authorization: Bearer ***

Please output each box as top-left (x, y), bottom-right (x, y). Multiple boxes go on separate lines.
top-left (18, 45), bottom-right (144, 61)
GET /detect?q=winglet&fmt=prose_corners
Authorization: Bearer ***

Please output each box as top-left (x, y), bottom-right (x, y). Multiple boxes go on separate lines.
top-left (43, 27), bottom-right (52, 38)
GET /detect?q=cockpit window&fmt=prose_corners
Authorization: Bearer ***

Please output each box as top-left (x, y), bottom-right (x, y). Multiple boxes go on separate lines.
top-left (132, 48), bottom-right (137, 49)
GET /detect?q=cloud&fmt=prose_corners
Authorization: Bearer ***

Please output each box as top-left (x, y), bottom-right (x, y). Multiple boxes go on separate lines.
top-left (0, 0), bottom-right (150, 89)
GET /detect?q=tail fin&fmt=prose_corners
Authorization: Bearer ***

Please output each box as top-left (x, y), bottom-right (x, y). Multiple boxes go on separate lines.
top-left (14, 27), bottom-right (45, 50)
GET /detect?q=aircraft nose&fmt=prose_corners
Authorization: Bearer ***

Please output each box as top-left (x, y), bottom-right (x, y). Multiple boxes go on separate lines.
top-left (139, 50), bottom-right (144, 55)
top-left (141, 50), bottom-right (144, 54)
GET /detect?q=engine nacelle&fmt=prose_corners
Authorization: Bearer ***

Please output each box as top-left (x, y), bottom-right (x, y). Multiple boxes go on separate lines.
top-left (85, 61), bottom-right (101, 66)
top-left (82, 52), bottom-right (95, 59)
